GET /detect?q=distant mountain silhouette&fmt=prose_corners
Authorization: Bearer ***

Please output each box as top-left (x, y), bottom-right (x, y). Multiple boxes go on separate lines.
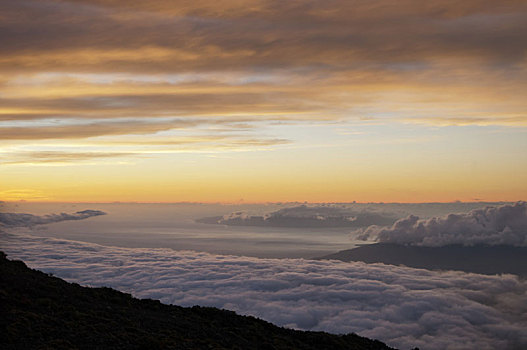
top-left (318, 244), bottom-right (527, 277)
top-left (0, 251), bottom-right (396, 350)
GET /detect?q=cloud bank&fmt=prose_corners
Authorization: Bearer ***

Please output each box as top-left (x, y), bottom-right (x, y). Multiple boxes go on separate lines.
top-left (357, 202), bottom-right (527, 247)
top-left (1, 0), bottom-right (526, 149)
top-left (0, 210), bottom-right (106, 228)
top-left (1, 0), bottom-right (526, 192)
top-left (199, 205), bottom-right (397, 228)
top-left (1, 232), bottom-right (526, 350)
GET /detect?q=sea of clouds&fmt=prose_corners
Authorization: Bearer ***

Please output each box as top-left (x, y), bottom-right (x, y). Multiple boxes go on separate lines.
top-left (357, 202), bottom-right (527, 247)
top-left (2, 231), bottom-right (526, 350)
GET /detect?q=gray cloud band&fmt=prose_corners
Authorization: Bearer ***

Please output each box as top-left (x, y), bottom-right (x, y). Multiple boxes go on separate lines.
top-left (0, 210), bottom-right (106, 227)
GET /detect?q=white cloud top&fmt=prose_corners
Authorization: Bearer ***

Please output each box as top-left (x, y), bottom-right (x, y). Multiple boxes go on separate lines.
top-left (357, 202), bottom-right (527, 247)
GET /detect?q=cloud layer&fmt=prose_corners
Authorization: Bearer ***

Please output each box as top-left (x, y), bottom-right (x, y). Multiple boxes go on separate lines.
top-left (357, 202), bottom-right (527, 247)
top-left (201, 204), bottom-right (397, 228)
top-left (2, 0), bottom-right (526, 208)
top-left (0, 210), bottom-right (106, 228)
top-left (3, 0), bottom-right (526, 73)
top-left (1, 0), bottom-right (526, 161)
top-left (2, 231), bottom-right (526, 350)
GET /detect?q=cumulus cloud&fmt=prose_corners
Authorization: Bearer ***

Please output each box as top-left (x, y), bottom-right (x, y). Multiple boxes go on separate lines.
top-left (1, 231), bottom-right (526, 350)
top-left (357, 202), bottom-right (527, 247)
top-left (0, 210), bottom-right (106, 228)
top-left (198, 204), bottom-right (397, 228)
top-left (1, 136), bottom-right (290, 165)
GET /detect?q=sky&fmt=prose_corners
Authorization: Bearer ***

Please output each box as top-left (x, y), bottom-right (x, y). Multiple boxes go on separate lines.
top-left (1, 0), bottom-right (527, 203)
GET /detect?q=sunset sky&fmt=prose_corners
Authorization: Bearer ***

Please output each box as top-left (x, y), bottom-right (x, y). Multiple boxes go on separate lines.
top-left (1, 0), bottom-right (526, 202)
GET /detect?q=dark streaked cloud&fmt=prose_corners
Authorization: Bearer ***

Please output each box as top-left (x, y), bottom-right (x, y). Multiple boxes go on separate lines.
top-left (2, 0), bottom-right (526, 71)
top-left (0, 119), bottom-right (200, 140)
top-left (0, 151), bottom-right (140, 165)
top-left (2, 231), bottom-right (526, 350)
top-left (356, 202), bottom-right (527, 247)
top-left (0, 90), bottom-right (317, 120)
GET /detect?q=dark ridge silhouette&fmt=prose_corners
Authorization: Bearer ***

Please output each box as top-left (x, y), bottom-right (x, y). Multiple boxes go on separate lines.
top-left (317, 244), bottom-right (527, 277)
top-left (0, 251), bottom-right (396, 350)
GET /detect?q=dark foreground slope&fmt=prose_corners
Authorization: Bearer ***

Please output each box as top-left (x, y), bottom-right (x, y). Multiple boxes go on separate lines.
top-left (0, 252), bottom-right (395, 350)
top-left (318, 243), bottom-right (527, 277)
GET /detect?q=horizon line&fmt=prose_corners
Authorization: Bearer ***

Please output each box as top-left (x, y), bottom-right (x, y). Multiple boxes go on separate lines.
top-left (1, 200), bottom-right (519, 205)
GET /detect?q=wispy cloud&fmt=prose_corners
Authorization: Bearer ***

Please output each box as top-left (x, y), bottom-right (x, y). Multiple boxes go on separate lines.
top-left (0, 119), bottom-right (201, 140)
